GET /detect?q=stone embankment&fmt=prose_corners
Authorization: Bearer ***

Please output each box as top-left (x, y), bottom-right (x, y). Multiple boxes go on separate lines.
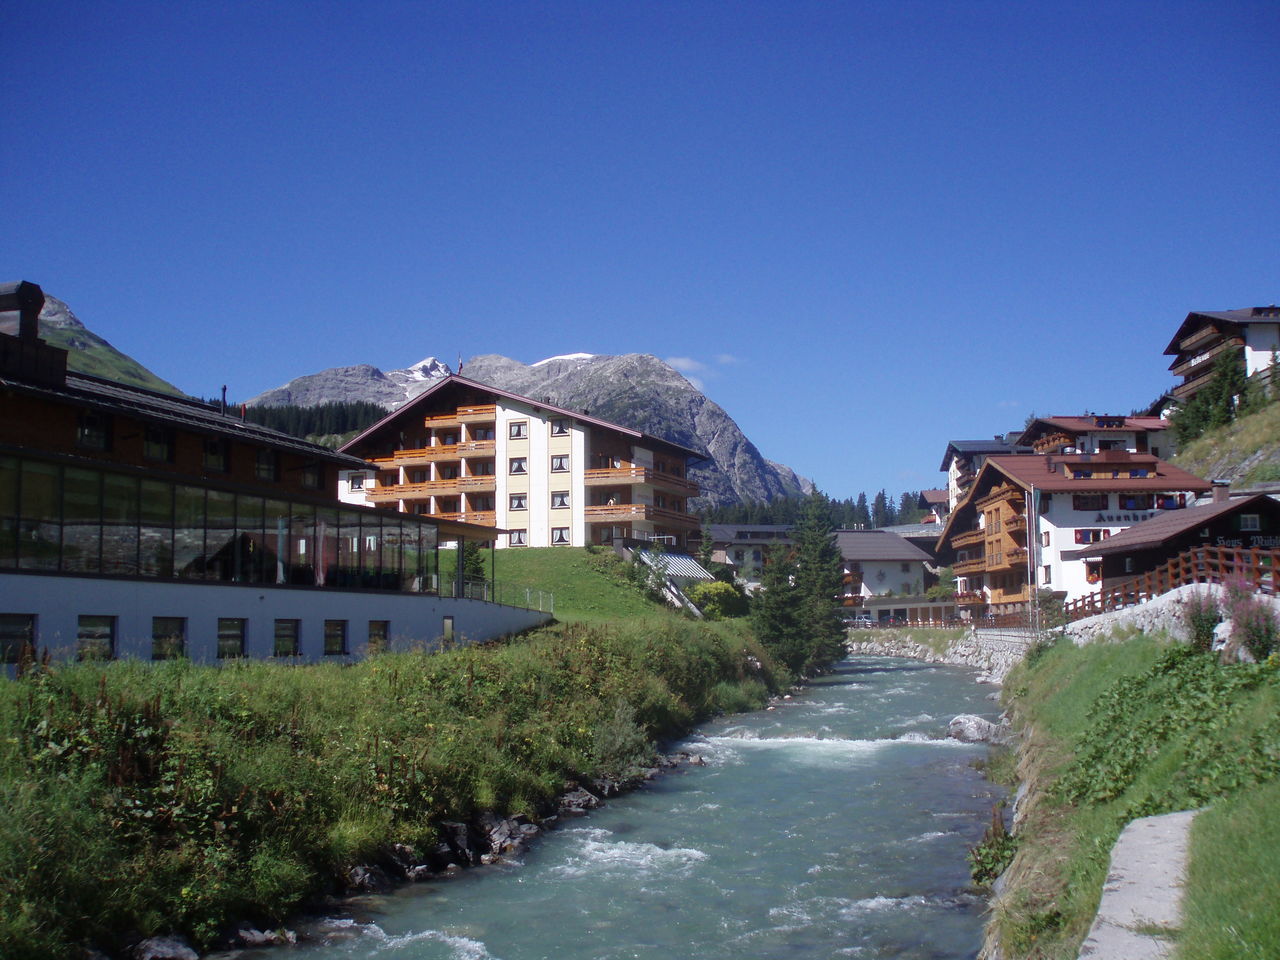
top-left (846, 627), bottom-right (1036, 684)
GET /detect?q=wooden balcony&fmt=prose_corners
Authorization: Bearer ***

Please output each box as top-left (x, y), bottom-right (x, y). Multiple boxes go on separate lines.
top-left (987, 547), bottom-right (1028, 571)
top-left (584, 504), bottom-right (700, 528)
top-left (953, 556), bottom-right (986, 574)
top-left (365, 476), bottom-right (496, 502)
top-left (389, 440), bottom-right (496, 465)
top-left (951, 528), bottom-right (985, 548)
top-left (976, 483), bottom-right (1022, 509)
top-left (434, 511), bottom-right (497, 526)
top-left (422, 404), bottom-right (497, 427)
top-left (1005, 515), bottom-right (1027, 533)
top-left (990, 585), bottom-right (1030, 605)
top-left (955, 591), bottom-right (986, 606)
top-left (1032, 431), bottom-right (1074, 454)
top-left (584, 467), bottom-right (699, 496)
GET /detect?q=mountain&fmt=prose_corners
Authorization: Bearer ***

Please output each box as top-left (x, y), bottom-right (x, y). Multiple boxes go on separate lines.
top-left (247, 352), bottom-right (809, 508)
top-left (462, 353), bottom-right (811, 507)
top-left (38, 295), bottom-right (184, 395)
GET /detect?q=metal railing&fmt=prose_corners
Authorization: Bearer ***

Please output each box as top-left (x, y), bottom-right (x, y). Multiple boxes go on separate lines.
top-left (442, 577), bottom-right (554, 614)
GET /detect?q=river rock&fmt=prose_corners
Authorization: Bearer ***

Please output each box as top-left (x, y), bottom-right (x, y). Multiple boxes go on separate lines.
top-left (236, 927), bottom-right (297, 947)
top-left (132, 936), bottom-right (198, 960)
top-left (345, 864), bottom-right (393, 893)
top-left (948, 714), bottom-right (1010, 744)
top-left (559, 783), bottom-right (603, 815)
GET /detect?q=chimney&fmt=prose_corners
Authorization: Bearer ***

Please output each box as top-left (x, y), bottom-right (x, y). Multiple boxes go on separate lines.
top-left (1212, 481), bottom-right (1230, 503)
top-left (0, 280), bottom-right (68, 386)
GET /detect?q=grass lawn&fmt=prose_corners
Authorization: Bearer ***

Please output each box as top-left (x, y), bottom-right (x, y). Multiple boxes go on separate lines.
top-left (446, 545), bottom-right (676, 623)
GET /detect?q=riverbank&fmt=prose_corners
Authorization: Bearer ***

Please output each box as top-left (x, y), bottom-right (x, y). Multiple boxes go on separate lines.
top-left (980, 630), bottom-right (1280, 959)
top-left (0, 618), bottom-right (786, 959)
top-left (845, 625), bottom-right (1033, 683)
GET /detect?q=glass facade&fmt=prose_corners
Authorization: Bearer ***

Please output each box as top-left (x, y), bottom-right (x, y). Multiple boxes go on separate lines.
top-left (0, 452), bottom-right (440, 593)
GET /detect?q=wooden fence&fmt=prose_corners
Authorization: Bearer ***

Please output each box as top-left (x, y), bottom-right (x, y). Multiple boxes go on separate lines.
top-left (1063, 546), bottom-right (1279, 622)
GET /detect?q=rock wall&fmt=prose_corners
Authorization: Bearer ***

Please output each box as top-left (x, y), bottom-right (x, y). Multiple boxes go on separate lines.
top-left (846, 627), bottom-right (1036, 684)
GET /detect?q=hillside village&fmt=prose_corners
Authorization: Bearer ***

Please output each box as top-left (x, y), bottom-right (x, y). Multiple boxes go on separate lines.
top-left (3, 280), bottom-right (1279, 666)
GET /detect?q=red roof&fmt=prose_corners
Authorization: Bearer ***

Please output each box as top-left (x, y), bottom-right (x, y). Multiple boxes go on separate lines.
top-left (980, 453), bottom-right (1210, 495)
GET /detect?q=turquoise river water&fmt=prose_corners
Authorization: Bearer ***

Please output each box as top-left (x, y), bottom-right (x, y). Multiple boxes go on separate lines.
top-left (250, 656), bottom-right (1003, 960)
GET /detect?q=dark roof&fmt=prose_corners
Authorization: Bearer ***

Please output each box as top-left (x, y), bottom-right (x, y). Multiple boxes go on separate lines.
top-left (1061, 494), bottom-right (1277, 559)
top-left (342, 374), bottom-right (707, 461)
top-left (918, 488), bottom-right (948, 506)
top-left (705, 523), bottom-right (794, 542)
top-left (1164, 307), bottom-right (1280, 356)
top-left (879, 521), bottom-right (944, 537)
top-left (834, 529), bottom-right (931, 563)
top-left (0, 370), bottom-right (367, 467)
top-left (939, 438), bottom-right (1032, 471)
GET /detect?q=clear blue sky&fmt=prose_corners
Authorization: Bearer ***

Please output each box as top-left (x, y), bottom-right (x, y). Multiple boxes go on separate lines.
top-left (5, 1), bottom-right (1277, 501)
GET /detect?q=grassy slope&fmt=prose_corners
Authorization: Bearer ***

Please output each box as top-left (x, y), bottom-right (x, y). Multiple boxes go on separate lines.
top-left (992, 636), bottom-right (1280, 959)
top-left (444, 545), bottom-right (674, 623)
top-left (42, 325), bottom-right (186, 396)
top-left (1172, 400), bottom-right (1280, 486)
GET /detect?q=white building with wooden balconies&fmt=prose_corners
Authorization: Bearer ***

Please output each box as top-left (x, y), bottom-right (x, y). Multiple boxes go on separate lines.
top-left (337, 375), bottom-right (704, 550)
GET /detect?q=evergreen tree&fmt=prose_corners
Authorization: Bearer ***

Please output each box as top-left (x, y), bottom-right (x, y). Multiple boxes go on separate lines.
top-left (750, 543), bottom-right (805, 673)
top-left (871, 490), bottom-right (889, 528)
top-left (790, 492), bottom-right (846, 673)
top-left (853, 492), bottom-right (870, 529)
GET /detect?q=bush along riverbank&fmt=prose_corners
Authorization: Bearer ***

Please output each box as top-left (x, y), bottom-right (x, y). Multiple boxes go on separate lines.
top-left (980, 630), bottom-right (1280, 959)
top-left (0, 618), bottom-right (787, 959)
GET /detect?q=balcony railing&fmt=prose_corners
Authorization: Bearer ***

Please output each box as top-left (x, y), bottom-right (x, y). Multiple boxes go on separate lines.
top-left (389, 440), bottom-right (496, 465)
top-left (952, 528), bottom-right (985, 548)
top-left (1005, 515), bottom-right (1027, 533)
top-left (953, 556), bottom-right (986, 574)
top-left (422, 404), bottom-right (497, 427)
top-left (584, 503), bottom-right (700, 527)
top-left (583, 467), bottom-right (699, 496)
top-left (1032, 431), bottom-right (1074, 454)
top-left (434, 511), bottom-right (497, 526)
top-left (976, 484), bottom-right (1022, 509)
top-left (955, 591), bottom-right (986, 606)
top-left (365, 476), bottom-right (496, 501)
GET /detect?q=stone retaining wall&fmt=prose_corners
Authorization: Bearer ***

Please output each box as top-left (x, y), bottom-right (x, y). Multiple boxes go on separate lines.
top-left (846, 627), bottom-right (1037, 684)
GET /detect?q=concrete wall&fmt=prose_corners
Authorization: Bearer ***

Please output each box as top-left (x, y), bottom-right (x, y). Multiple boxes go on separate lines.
top-left (1, 572), bottom-right (551, 668)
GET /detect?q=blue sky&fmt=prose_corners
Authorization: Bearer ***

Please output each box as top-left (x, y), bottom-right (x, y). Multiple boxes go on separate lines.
top-left (4, 1), bottom-right (1277, 501)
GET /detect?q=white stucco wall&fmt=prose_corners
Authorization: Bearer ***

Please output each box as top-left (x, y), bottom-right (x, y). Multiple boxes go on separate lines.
top-left (858, 559), bottom-right (927, 596)
top-left (1245, 323), bottom-right (1280, 376)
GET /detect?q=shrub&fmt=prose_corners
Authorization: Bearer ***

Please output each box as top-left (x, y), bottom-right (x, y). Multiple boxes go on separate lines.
top-left (1223, 579), bottom-right (1279, 661)
top-left (1183, 588), bottom-right (1222, 653)
top-left (687, 580), bottom-right (749, 620)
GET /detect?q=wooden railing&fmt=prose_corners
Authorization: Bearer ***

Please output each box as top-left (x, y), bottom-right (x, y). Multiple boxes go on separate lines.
top-left (1032, 432), bottom-right (1074, 454)
top-left (1064, 546), bottom-right (1280, 622)
top-left (389, 440), bottom-right (496, 464)
top-left (976, 483), bottom-right (1022, 509)
top-left (952, 528), bottom-right (984, 548)
top-left (583, 467), bottom-right (698, 495)
top-left (953, 556), bottom-right (986, 574)
top-left (365, 476), bottom-right (496, 501)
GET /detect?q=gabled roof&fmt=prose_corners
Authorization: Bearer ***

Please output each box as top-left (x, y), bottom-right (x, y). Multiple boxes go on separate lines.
top-left (918, 488), bottom-right (948, 507)
top-left (834, 529), bottom-right (931, 563)
top-left (1, 370), bottom-right (367, 467)
top-left (1164, 307), bottom-right (1280, 356)
top-left (1016, 416), bottom-right (1169, 446)
top-left (1061, 494), bottom-right (1278, 559)
top-left (341, 374), bottom-right (707, 461)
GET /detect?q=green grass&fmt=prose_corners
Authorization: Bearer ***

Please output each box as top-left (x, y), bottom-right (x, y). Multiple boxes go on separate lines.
top-left (991, 635), bottom-right (1280, 959)
top-left (1178, 778), bottom-right (1280, 960)
top-left (459, 545), bottom-right (676, 623)
top-left (846, 626), bottom-right (967, 657)
top-left (0, 618), bottom-right (784, 957)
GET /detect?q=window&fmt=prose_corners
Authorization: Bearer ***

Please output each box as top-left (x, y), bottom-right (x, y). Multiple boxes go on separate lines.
top-left (509, 529), bottom-right (527, 546)
top-left (509, 457), bottom-right (527, 475)
top-left (734, 549), bottom-right (744, 563)
top-left (274, 619), bottom-right (300, 657)
top-left (349, 473), bottom-right (366, 490)
top-left (151, 616), bottom-right (186, 660)
top-left (551, 527), bottom-right (570, 545)
top-left (1041, 530), bottom-right (1051, 547)
top-left (1072, 470), bottom-right (1091, 479)
top-left (551, 419), bottom-right (570, 436)
top-left (77, 615), bottom-right (115, 661)
top-left (144, 425), bottom-right (175, 462)
top-left (1118, 493), bottom-right (1154, 511)
top-left (255, 449), bottom-right (279, 482)
top-left (1042, 565), bottom-right (1051, 584)
top-left (203, 437), bottom-right (229, 472)
top-left (1086, 562), bottom-right (1102, 584)
top-left (217, 618), bottom-right (246, 659)
top-left (509, 493), bottom-right (527, 510)
top-left (1072, 494), bottom-right (1109, 511)
top-left (1241, 514), bottom-right (1261, 531)
top-left (509, 421), bottom-right (527, 439)
top-left (1124, 557), bottom-right (1135, 573)
top-left (550, 455), bottom-right (569, 472)
top-left (900, 562), bottom-right (910, 573)
top-left (1074, 529), bottom-right (1110, 544)
top-left (368, 620), bottom-right (390, 654)
top-left (1130, 468), bottom-right (1150, 478)
top-left (470, 495), bottom-right (494, 511)
top-left (472, 427), bottom-right (495, 441)
top-left (77, 411), bottom-right (111, 450)
top-left (0, 614), bottom-right (35, 664)
top-left (473, 461), bottom-right (495, 476)
top-left (442, 616), bottom-right (454, 643)
top-left (551, 491), bottom-right (570, 509)
top-left (324, 619), bottom-right (348, 656)
top-left (302, 463), bottom-right (322, 489)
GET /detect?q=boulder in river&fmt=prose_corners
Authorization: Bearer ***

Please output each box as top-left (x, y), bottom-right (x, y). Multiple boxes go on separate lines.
top-left (131, 936), bottom-right (198, 960)
top-left (948, 714), bottom-right (1011, 744)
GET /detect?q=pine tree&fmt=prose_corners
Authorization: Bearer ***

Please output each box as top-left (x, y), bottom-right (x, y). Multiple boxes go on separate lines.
top-left (750, 543), bottom-right (805, 673)
top-left (872, 490), bottom-right (889, 528)
top-left (790, 492), bottom-right (846, 673)
top-left (853, 492), bottom-right (870, 529)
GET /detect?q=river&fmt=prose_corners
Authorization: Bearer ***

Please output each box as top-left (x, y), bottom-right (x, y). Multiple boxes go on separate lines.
top-left (252, 656), bottom-right (1003, 960)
